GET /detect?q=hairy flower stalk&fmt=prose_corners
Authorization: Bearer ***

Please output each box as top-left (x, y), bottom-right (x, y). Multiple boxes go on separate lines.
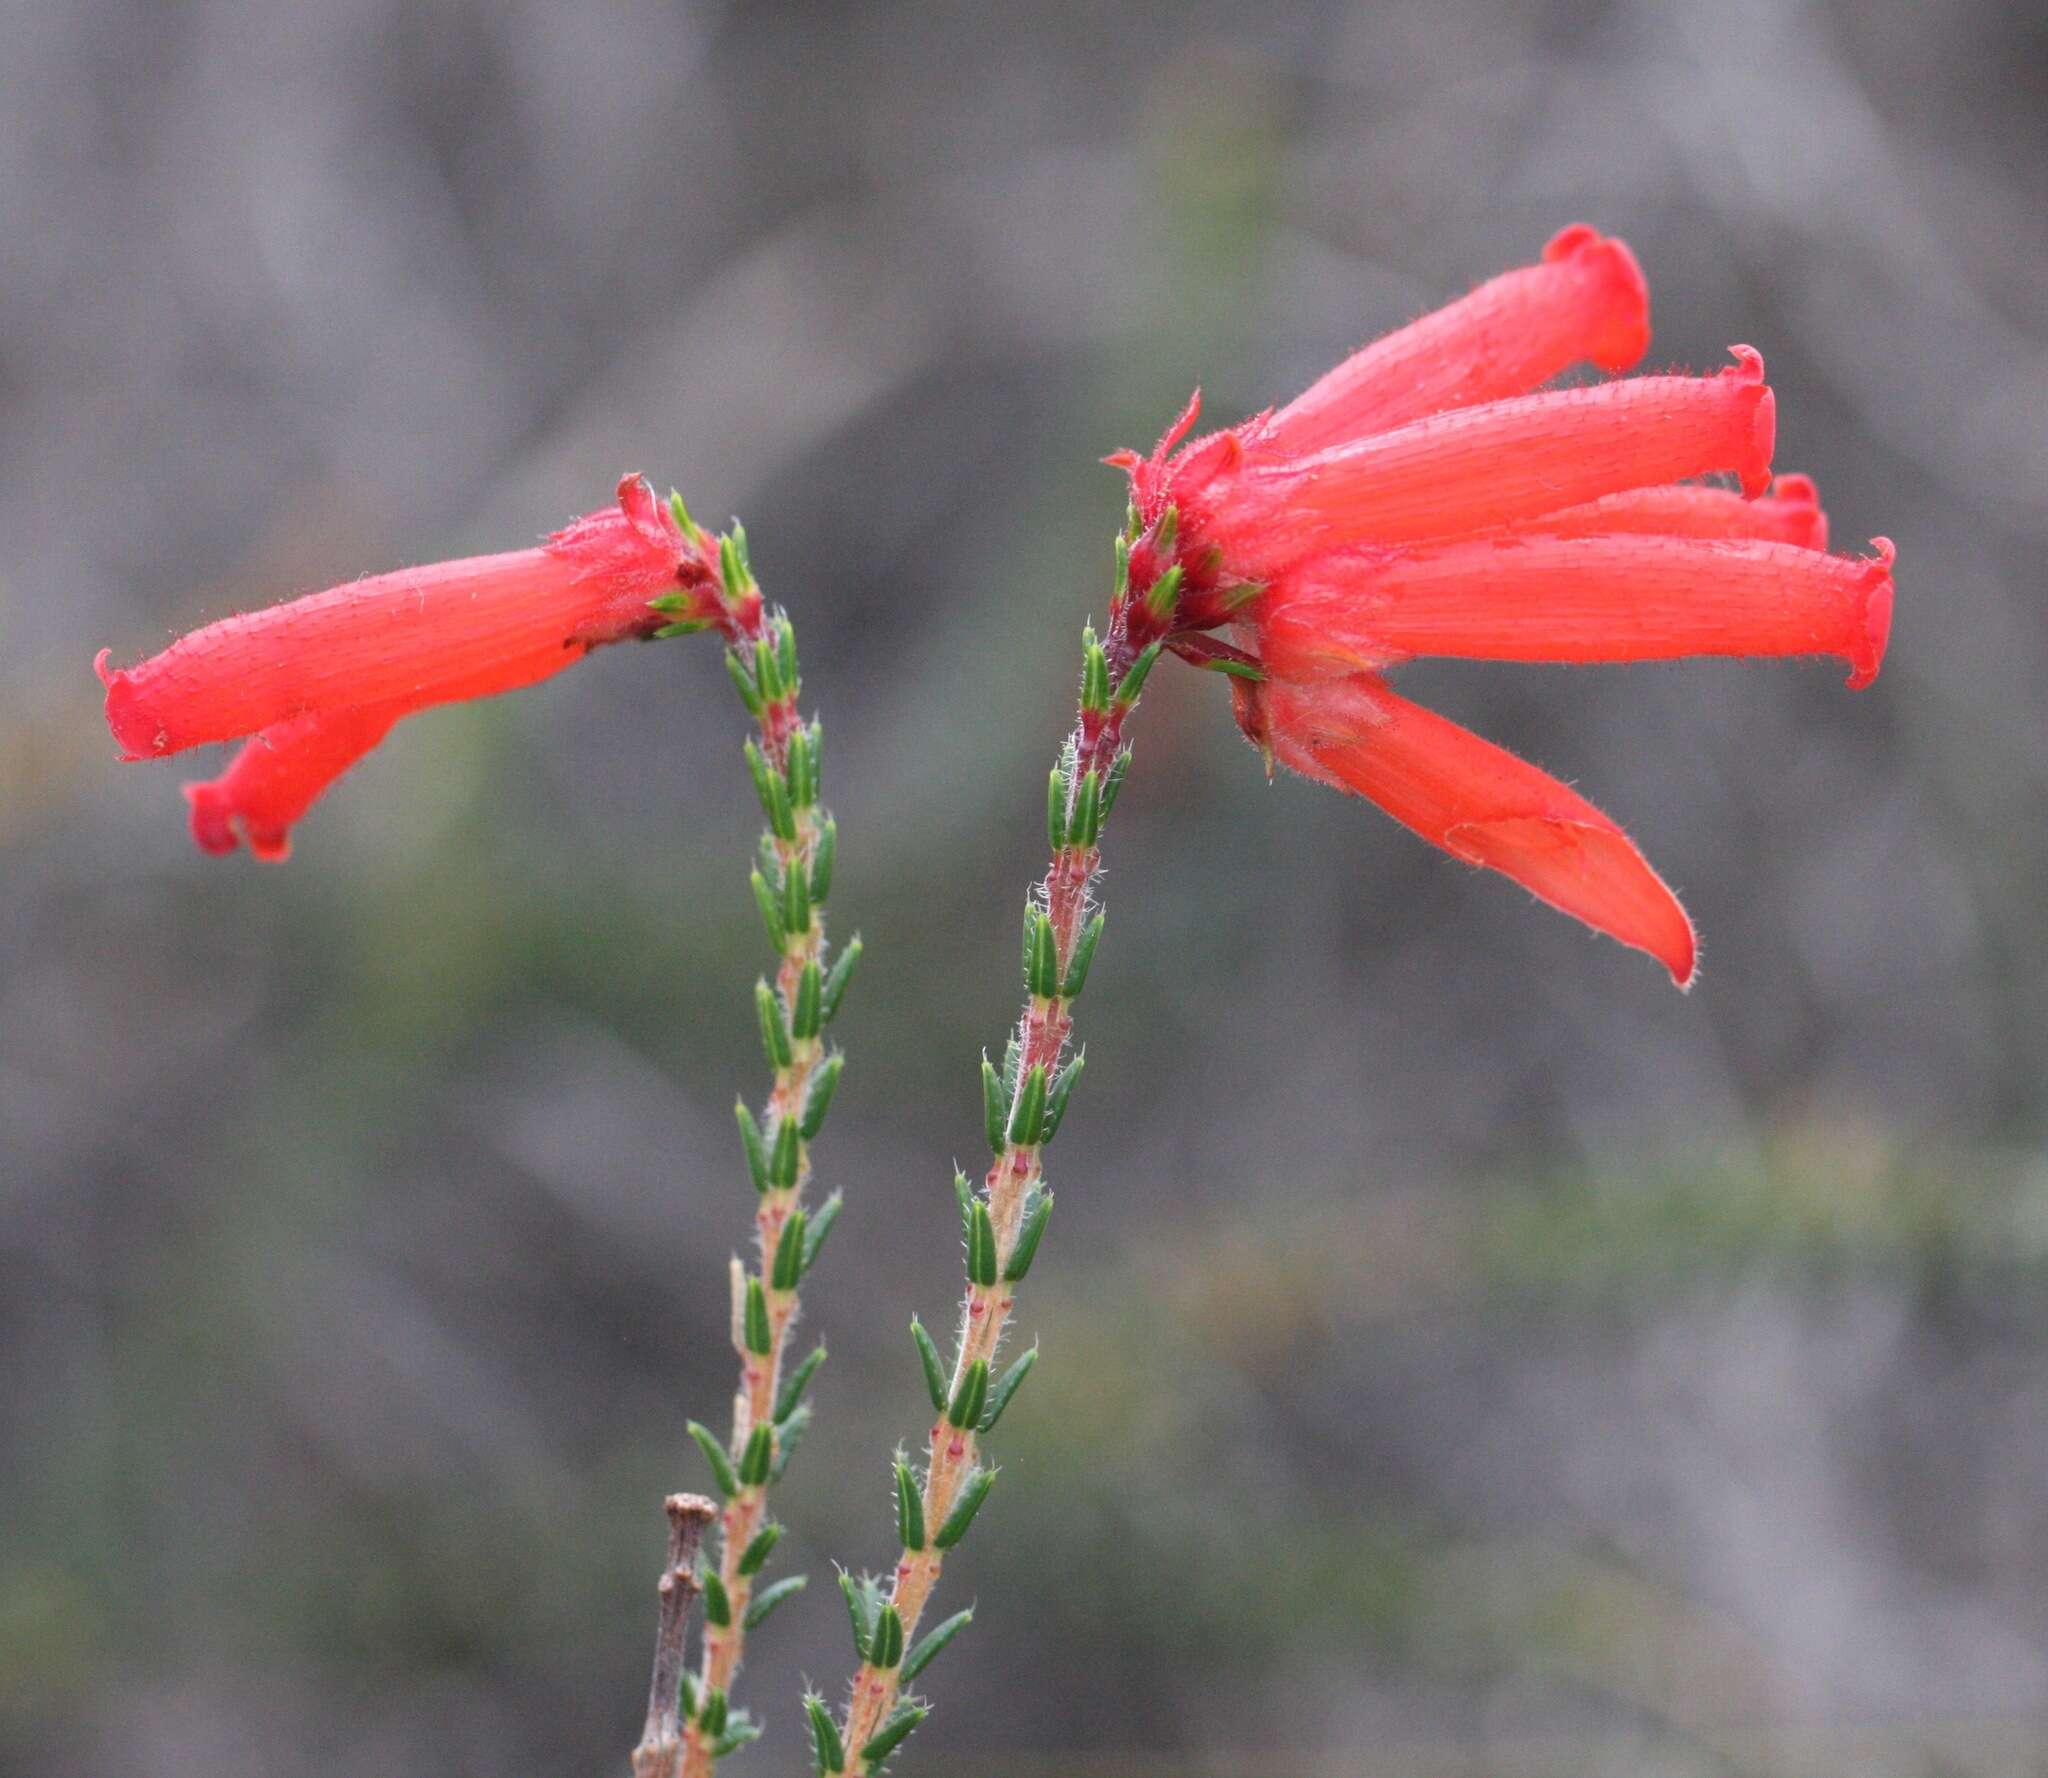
top-left (816, 525), bottom-right (1174, 1777)
top-left (659, 505), bottom-right (856, 1776)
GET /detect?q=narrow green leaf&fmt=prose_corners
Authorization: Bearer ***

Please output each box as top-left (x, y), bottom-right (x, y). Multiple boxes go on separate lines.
top-left (770, 1401), bottom-right (812, 1481)
top-left (1101, 747), bottom-right (1131, 818)
top-left (735, 1100), bottom-right (770, 1195)
top-left (1046, 766), bottom-right (1068, 854)
top-left (867, 1603), bottom-right (905, 1671)
top-left (667, 488), bottom-right (698, 539)
top-left (771, 1115), bottom-right (802, 1190)
top-left (1003, 1189), bottom-right (1053, 1282)
top-left (1081, 631), bottom-right (1110, 713)
top-left (702, 1570), bottom-right (733, 1628)
top-left (750, 868), bottom-right (786, 952)
top-left (1115, 639), bottom-right (1162, 707)
top-left (800, 1053), bottom-right (844, 1141)
top-left (910, 1317), bottom-right (947, 1414)
top-left (1041, 1051), bottom-right (1084, 1144)
top-left (742, 1572), bottom-right (806, 1630)
top-left (821, 935), bottom-right (861, 1022)
top-left (775, 612), bottom-right (798, 689)
top-left (1145, 561), bottom-right (1184, 624)
top-left (775, 1343), bottom-right (827, 1424)
top-left (1061, 912), bottom-right (1105, 998)
top-left (790, 960), bottom-right (822, 1041)
top-left (712, 1718), bottom-right (764, 1759)
top-left (951, 1169), bottom-right (974, 1238)
top-left (805, 1694), bottom-right (845, 1775)
top-left (809, 815), bottom-right (836, 904)
top-left (979, 1344), bottom-right (1038, 1433)
top-left (895, 1458), bottom-right (926, 1551)
top-left (859, 1704), bottom-right (927, 1766)
top-left (980, 1054), bottom-right (1005, 1155)
top-left (744, 739), bottom-right (795, 839)
top-left (725, 648), bottom-right (764, 715)
top-left (785, 726), bottom-right (813, 811)
top-left (946, 1358), bottom-right (989, 1430)
top-left (800, 1190), bottom-right (842, 1274)
top-left (652, 618), bottom-right (711, 639)
top-left (698, 1685), bottom-right (729, 1738)
top-left (771, 1209), bottom-right (807, 1291)
top-left (738, 1422), bottom-right (775, 1488)
top-left (966, 1200), bottom-right (998, 1288)
top-left (1065, 768), bottom-right (1100, 849)
top-left (901, 1607), bottom-right (973, 1683)
top-left (933, 1466), bottom-right (997, 1548)
top-left (744, 1277), bottom-right (773, 1356)
top-left (1026, 909), bottom-right (1059, 999)
top-left (688, 1420), bottom-right (738, 1498)
top-left (838, 1571), bottom-right (874, 1660)
top-left (781, 851), bottom-right (812, 936)
top-left (737, 1521), bottom-right (783, 1576)
top-left (720, 533), bottom-right (750, 603)
top-left (1006, 1063), bottom-right (1047, 1147)
top-left (756, 978), bottom-right (792, 1071)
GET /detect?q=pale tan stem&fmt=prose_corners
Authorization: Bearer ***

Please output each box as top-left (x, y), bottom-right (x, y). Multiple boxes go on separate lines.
top-left (632, 1494), bottom-right (718, 1778)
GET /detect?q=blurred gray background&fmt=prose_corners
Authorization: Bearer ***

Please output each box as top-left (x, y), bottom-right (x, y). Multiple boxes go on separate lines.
top-left (5, 0), bottom-right (2046, 1772)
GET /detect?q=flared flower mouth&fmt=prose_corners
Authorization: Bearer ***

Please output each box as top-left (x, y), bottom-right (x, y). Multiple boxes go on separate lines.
top-left (1105, 226), bottom-right (1897, 984)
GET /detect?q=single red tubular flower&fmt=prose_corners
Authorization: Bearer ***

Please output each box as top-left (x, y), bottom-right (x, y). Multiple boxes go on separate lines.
top-left (1109, 225), bottom-right (1895, 987)
top-left (98, 475), bottom-right (739, 860)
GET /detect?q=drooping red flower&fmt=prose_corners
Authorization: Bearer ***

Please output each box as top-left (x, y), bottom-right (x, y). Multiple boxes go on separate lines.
top-left (98, 475), bottom-right (737, 859)
top-left (1109, 225), bottom-right (1895, 987)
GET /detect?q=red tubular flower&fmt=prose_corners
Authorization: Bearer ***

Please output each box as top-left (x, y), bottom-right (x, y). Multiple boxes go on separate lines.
top-left (1110, 226), bottom-right (1896, 987)
top-left (99, 475), bottom-right (734, 858)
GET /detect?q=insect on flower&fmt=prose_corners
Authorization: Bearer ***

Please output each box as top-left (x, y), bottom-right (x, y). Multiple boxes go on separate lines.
top-left (1107, 225), bottom-right (1895, 987)
top-left (97, 475), bottom-right (742, 859)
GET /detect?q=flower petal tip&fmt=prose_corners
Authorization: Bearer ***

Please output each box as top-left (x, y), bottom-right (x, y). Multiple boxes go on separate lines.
top-left (1719, 346), bottom-right (1775, 497)
top-left (96, 648), bottom-right (159, 761)
top-left (182, 780), bottom-right (291, 861)
top-left (1846, 536), bottom-right (1896, 690)
top-left (1542, 223), bottom-right (1650, 371)
top-left (1768, 472), bottom-right (1829, 550)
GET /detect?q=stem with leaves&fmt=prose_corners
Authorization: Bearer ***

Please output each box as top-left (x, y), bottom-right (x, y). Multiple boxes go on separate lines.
top-left (650, 501), bottom-right (859, 1776)
top-left (811, 507), bottom-right (1185, 1776)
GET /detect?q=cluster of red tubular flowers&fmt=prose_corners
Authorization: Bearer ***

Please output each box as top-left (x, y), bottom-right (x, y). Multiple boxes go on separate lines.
top-left (1108, 224), bottom-right (1896, 987)
top-left (97, 475), bottom-right (743, 860)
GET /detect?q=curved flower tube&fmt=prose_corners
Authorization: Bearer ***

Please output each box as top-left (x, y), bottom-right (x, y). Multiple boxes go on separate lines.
top-left (98, 475), bottom-right (732, 858)
top-left (1109, 225), bottom-right (1897, 986)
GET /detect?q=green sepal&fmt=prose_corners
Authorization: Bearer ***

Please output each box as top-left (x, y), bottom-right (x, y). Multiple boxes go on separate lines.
top-left (781, 852), bottom-right (812, 938)
top-left (775, 1343), bottom-right (827, 1424)
top-left (1026, 908), bottom-right (1058, 999)
top-left (688, 1420), bottom-right (738, 1498)
top-left (1065, 768), bottom-right (1100, 849)
top-left (809, 815), bottom-right (836, 904)
top-left (800, 1053), bottom-right (844, 1140)
top-left (750, 868), bottom-right (787, 952)
top-left (859, 1704), bottom-right (927, 1767)
top-left (1101, 748), bottom-right (1131, 818)
top-left (933, 1466), bottom-right (996, 1548)
top-left (1115, 639), bottom-right (1162, 708)
top-left (753, 634), bottom-right (783, 706)
top-left (979, 1344), bottom-right (1038, 1433)
top-left (698, 1685), bottom-right (729, 1738)
top-left (837, 1571), bottom-right (875, 1661)
top-left (1061, 913), bottom-right (1105, 998)
top-left (946, 1358), bottom-right (989, 1431)
top-left (805, 1693), bottom-right (845, 1775)
top-left (720, 533), bottom-right (750, 603)
top-left (735, 1100), bottom-right (770, 1196)
top-left (771, 1208), bottom-right (807, 1291)
top-left (1046, 766), bottom-right (1068, 854)
top-left (1080, 628), bottom-right (1109, 714)
top-left (902, 1607), bottom-right (973, 1683)
top-left (910, 1317), bottom-right (947, 1414)
top-left (702, 1569), bottom-right (733, 1628)
top-left (770, 1401), bottom-right (812, 1481)
top-left (737, 1521), bottom-right (783, 1576)
top-left (1199, 654), bottom-right (1264, 681)
top-left (980, 1054), bottom-right (1006, 1155)
top-left (1003, 1189), bottom-right (1053, 1282)
top-left (867, 1602), bottom-right (905, 1670)
top-left (800, 1190), bottom-right (842, 1275)
top-left (966, 1199), bottom-right (998, 1288)
top-left (712, 1717), bottom-right (764, 1760)
top-left (1144, 561), bottom-right (1184, 625)
top-left (652, 618), bottom-right (711, 639)
top-left (743, 1572), bottom-right (806, 1630)
top-left (744, 1277), bottom-right (773, 1356)
top-left (1153, 502), bottom-right (1180, 558)
top-left (1042, 1051), bottom-right (1084, 1144)
top-left (725, 648), bottom-right (765, 715)
top-left (667, 488), bottom-right (700, 541)
top-left (821, 937), bottom-right (861, 1023)
top-left (745, 739), bottom-right (796, 840)
top-left (1113, 530), bottom-right (1132, 595)
top-left (775, 612), bottom-right (798, 692)
top-left (1006, 1063), bottom-right (1047, 1148)
top-left (755, 978), bottom-right (793, 1071)
top-left (680, 1667), bottom-right (698, 1720)
top-left (951, 1169), bottom-right (975, 1241)
top-left (894, 1458), bottom-right (926, 1551)
top-left (771, 1115), bottom-right (802, 1190)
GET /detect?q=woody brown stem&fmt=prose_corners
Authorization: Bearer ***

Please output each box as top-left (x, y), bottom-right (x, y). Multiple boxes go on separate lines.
top-left (633, 1494), bottom-right (718, 1778)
